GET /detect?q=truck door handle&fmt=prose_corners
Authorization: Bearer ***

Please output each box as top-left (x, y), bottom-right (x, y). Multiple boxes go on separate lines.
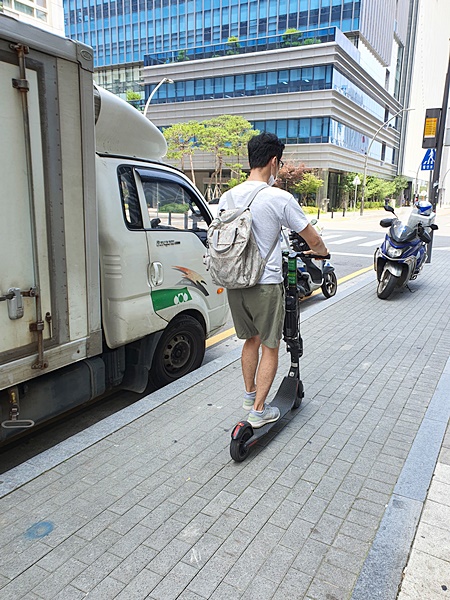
top-left (149, 262), bottom-right (163, 286)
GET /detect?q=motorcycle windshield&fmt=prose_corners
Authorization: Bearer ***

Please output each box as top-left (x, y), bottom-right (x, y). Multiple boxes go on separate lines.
top-left (390, 220), bottom-right (416, 243)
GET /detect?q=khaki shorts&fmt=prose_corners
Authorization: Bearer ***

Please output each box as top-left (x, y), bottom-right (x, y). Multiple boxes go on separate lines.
top-left (227, 283), bottom-right (285, 348)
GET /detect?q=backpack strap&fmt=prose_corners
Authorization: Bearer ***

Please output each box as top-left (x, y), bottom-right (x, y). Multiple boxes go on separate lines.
top-left (219, 183), bottom-right (268, 224)
top-left (263, 232), bottom-right (280, 264)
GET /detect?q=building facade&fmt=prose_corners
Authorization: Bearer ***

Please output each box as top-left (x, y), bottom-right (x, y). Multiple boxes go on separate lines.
top-left (1, 0), bottom-right (64, 34)
top-left (63, 0), bottom-right (419, 207)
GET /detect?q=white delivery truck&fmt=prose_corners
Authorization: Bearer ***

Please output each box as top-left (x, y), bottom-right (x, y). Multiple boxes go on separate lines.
top-left (0, 14), bottom-right (228, 443)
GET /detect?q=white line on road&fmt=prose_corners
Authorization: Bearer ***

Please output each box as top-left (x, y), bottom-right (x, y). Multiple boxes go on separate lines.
top-left (332, 251), bottom-right (374, 257)
top-left (322, 234), bottom-right (345, 241)
top-left (358, 238), bottom-right (385, 247)
top-left (329, 236), bottom-right (366, 245)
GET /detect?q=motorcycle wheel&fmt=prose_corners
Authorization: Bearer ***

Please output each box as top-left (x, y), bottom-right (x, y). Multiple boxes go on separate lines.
top-left (377, 270), bottom-right (399, 299)
top-left (321, 272), bottom-right (337, 298)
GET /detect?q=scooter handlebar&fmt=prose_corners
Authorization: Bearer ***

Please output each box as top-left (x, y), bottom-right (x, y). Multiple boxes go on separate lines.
top-left (299, 252), bottom-right (331, 260)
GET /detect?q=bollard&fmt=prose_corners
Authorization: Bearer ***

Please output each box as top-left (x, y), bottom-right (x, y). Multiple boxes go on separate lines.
top-left (343, 206), bottom-right (346, 217)
top-left (317, 208), bottom-right (320, 220)
top-left (331, 207), bottom-right (334, 219)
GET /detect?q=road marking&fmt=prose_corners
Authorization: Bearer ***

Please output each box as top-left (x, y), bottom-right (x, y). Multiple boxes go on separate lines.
top-left (358, 238), bottom-right (385, 247)
top-left (322, 234), bottom-right (344, 241)
top-left (206, 265), bottom-right (374, 348)
top-left (332, 251), bottom-right (374, 257)
top-left (329, 236), bottom-right (366, 245)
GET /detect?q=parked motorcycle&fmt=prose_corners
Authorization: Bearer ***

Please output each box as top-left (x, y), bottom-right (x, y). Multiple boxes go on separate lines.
top-left (288, 221), bottom-right (337, 299)
top-left (374, 201), bottom-right (438, 299)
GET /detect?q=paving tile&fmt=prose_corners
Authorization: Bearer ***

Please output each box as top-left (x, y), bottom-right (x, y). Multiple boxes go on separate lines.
top-left (398, 548), bottom-right (450, 600)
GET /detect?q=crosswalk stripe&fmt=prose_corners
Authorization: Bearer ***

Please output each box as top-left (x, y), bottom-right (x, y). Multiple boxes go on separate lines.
top-left (332, 251), bottom-right (374, 257)
top-left (329, 236), bottom-right (365, 245)
top-left (322, 234), bottom-right (344, 241)
top-left (358, 238), bottom-right (385, 247)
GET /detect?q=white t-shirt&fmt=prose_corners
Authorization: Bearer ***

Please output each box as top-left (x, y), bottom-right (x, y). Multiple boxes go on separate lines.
top-left (218, 181), bottom-right (309, 284)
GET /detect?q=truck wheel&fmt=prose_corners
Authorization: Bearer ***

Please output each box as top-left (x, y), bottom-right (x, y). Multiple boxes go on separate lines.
top-left (377, 270), bottom-right (398, 299)
top-left (150, 316), bottom-right (205, 388)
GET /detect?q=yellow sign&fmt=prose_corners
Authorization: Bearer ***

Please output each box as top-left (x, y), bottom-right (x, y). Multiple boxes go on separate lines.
top-left (424, 117), bottom-right (438, 138)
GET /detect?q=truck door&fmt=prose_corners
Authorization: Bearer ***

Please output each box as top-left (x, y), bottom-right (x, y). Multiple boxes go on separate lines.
top-left (0, 59), bottom-right (52, 359)
top-left (133, 167), bottom-right (223, 325)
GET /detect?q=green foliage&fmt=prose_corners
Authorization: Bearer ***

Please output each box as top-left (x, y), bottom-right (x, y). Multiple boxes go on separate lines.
top-left (126, 89), bottom-right (141, 101)
top-left (163, 121), bottom-right (202, 183)
top-left (276, 162), bottom-right (306, 193)
top-left (294, 172), bottom-right (324, 200)
top-left (226, 36), bottom-right (240, 55)
top-left (282, 29), bottom-right (303, 46)
top-left (198, 115), bottom-right (258, 185)
top-left (302, 37), bottom-right (321, 45)
top-left (176, 49), bottom-right (189, 62)
top-left (159, 203), bottom-right (189, 213)
top-left (365, 176), bottom-right (396, 201)
top-left (300, 205), bottom-right (320, 214)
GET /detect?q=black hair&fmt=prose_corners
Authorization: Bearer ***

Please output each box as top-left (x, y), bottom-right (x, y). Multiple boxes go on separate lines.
top-left (247, 132), bottom-right (285, 169)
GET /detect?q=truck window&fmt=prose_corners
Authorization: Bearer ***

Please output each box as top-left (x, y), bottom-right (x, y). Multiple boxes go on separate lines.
top-left (118, 165), bottom-right (143, 229)
top-left (119, 165), bottom-right (210, 237)
top-left (142, 179), bottom-right (203, 230)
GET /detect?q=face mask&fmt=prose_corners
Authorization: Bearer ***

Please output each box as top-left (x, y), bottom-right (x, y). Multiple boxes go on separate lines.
top-left (267, 164), bottom-right (277, 186)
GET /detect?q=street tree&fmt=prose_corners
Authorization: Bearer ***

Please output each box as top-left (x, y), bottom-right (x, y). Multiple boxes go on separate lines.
top-left (392, 175), bottom-right (409, 205)
top-left (365, 176), bottom-right (396, 202)
top-left (199, 115), bottom-right (257, 187)
top-left (276, 162), bottom-right (306, 193)
top-left (294, 172), bottom-right (324, 204)
top-left (163, 121), bottom-right (202, 185)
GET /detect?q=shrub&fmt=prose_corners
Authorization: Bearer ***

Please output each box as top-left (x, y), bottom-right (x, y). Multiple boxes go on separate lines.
top-left (159, 203), bottom-right (189, 213)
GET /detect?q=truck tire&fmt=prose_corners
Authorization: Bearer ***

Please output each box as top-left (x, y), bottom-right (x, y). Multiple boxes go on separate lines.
top-left (149, 315), bottom-right (205, 388)
top-left (377, 270), bottom-right (398, 299)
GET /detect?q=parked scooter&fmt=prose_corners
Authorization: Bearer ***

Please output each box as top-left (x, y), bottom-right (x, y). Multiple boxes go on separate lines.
top-left (374, 201), bottom-right (438, 299)
top-left (288, 220), bottom-right (337, 299)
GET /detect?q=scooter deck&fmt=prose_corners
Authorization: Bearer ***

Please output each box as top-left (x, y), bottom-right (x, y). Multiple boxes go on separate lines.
top-left (247, 376), bottom-right (299, 443)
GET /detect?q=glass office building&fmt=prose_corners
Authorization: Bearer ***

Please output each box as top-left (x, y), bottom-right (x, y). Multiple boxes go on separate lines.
top-left (64, 0), bottom-right (417, 207)
top-left (65, 1), bottom-right (362, 68)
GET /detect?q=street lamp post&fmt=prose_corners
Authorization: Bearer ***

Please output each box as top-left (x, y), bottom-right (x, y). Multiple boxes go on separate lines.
top-left (360, 107), bottom-right (414, 216)
top-left (143, 77), bottom-right (174, 119)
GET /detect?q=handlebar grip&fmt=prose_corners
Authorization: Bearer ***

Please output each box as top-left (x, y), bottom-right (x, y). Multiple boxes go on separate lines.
top-left (300, 252), bottom-right (331, 260)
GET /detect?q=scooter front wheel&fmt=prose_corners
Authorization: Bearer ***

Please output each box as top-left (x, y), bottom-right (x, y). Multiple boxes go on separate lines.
top-left (377, 270), bottom-right (399, 299)
top-left (321, 272), bottom-right (337, 298)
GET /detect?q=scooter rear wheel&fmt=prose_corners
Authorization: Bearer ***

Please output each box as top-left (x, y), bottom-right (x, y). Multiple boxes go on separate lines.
top-left (321, 272), bottom-right (337, 298)
top-left (377, 270), bottom-right (399, 299)
top-left (230, 428), bottom-right (253, 462)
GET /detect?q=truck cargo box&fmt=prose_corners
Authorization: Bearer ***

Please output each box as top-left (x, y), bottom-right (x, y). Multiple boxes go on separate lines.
top-left (0, 14), bottom-right (101, 390)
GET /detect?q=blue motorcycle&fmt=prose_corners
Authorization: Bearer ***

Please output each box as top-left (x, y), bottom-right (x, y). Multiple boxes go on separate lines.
top-left (374, 203), bottom-right (438, 299)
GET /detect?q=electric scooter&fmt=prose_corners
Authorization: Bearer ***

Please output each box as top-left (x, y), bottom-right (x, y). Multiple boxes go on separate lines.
top-left (229, 249), bottom-right (329, 462)
top-left (289, 230), bottom-right (337, 299)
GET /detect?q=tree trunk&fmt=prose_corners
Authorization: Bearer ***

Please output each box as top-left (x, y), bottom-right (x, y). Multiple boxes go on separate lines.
top-left (189, 153), bottom-right (196, 185)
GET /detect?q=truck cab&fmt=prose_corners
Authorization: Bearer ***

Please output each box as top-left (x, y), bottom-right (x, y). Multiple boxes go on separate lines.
top-left (0, 16), bottom-right (227, 442)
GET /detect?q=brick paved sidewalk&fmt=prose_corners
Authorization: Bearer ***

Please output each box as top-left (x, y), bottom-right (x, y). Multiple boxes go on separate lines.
top-left (0, 250), bottom-right (449, 600)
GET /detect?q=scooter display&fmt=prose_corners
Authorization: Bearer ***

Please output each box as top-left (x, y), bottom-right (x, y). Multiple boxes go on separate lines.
top-left (229, 249), bottom-right (329, 462)
top-left (374, 201), bottom-right (438, 299)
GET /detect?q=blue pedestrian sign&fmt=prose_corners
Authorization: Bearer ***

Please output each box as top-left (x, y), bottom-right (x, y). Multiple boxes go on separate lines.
top-left (421, 148), bottom-right (436, 171)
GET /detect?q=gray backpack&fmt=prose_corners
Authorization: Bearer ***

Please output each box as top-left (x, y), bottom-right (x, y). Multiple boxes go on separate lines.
top-left (205, 184), bottom-right (278, 289)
